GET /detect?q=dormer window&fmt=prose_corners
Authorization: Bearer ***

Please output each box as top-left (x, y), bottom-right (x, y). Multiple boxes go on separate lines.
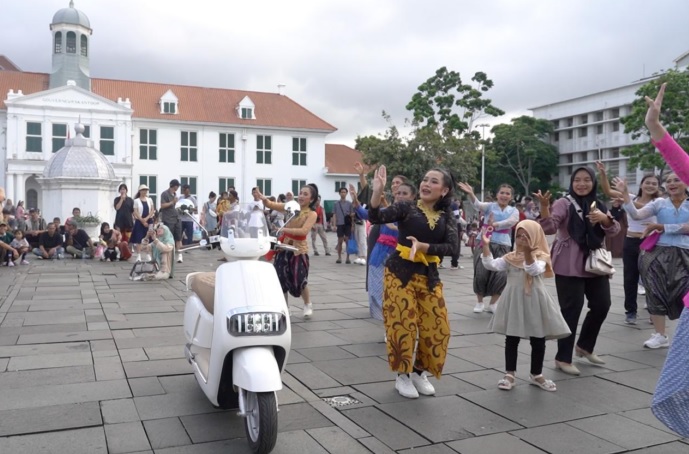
top-left (237, 96), bottom-right (256, 120)
top-left (163, 102), bottom-right (177, 114)
top-left (159, 89), bottom-right (179, 115)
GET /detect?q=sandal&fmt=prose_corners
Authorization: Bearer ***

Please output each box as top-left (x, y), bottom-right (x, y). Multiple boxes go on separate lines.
top-left (498, 373), bottom-right (515, 390)
top-left (529, 374), bottom-right (556, 392)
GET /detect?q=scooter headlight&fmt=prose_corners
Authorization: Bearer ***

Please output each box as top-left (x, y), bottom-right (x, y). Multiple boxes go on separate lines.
top-left (227, 312), bottom-right (287, 336)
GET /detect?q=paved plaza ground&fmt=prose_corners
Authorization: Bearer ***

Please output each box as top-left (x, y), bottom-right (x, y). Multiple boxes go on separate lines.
top-left (0, 231), bottom-right (686, 453)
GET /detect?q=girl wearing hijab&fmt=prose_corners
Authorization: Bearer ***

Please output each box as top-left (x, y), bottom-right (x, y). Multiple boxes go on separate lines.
top-left (146, 223), bottom-right (174, 280)
top-left (535, 168), bottom-right (620, 376)
top-left (482, 220), bottom-right (570, 392)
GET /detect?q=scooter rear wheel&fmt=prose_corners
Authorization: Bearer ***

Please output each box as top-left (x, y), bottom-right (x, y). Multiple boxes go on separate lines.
top-left (244, 391), bottom-right (278, 454)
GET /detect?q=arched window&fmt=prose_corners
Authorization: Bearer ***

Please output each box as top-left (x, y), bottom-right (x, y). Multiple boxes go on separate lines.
top-left (26, 189), bottom-right (38, 212)
top-left (54, 32), bottom-right (62, 53)
top-left (66, 31), bottom-right (76, 53)
top-left (80, 35), bottom-right (88, 57)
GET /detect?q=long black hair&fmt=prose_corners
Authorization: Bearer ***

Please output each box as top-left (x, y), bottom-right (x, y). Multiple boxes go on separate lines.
top-left (306, 184), bottom-right (319, 211)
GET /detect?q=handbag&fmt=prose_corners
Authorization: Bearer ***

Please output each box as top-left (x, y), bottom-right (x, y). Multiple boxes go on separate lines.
top-left (585, 248), bottom-right (615, 275)
top-left (652, 308), bottom-right (689, 437)
top-left (640, 230), bottom-right (661, 252)
top-left (567, 195), bottom-right (615, 276)
top-left (347, 237), bottom-right (358, 255)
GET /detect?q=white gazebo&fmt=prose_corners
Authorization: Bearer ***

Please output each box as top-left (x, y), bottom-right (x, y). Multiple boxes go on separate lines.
top-left (37, 124), bottom-right (121, 236)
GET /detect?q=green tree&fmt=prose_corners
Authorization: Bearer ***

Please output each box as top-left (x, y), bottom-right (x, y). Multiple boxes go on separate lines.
top-left (620, 68), bottom-right (689, 175)
top-left (486, 116), bottom-right (559, 197)
top-left (405, 67), bottom-right (505, 139)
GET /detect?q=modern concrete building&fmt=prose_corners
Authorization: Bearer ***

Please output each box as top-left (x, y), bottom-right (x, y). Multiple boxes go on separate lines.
top-left (0, 2), bottom-right (363, 222)
top-left (531, 51), bottom-right (688, 192)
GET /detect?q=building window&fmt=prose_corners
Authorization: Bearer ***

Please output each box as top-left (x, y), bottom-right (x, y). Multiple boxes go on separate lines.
top-left (219, 178), bottom-right (235, 194)
top-left (626, 168), bottom-right (637, 185)
top-left (579, 127), bottom-right (587, 138)
top-left (257, 135), bottom-right (272, 164)
top-left (292, 137), bottom-right (307, 166)
top-left (595, 111), bottom-right (604, 122)
top-left (612, 121), bottom-right (620, 132)
top-left (139, 175), bottom-right (158, 206)
top-left (219, 133), bottom-right (235, 163)
top-left (608, 160), bottom-right (619, 175)
top-left (553, 132), bottom-right (559, 142)
top-left (163, 101), bottom-right (177, 114)
top-left (611, 108), bottom-right (620, 118)
top-left (181, 131), bottom-right (198, 162)
top-left (579, 114), bottom-right (588, 124)
top-left (80, 35), bottom-right (88, 57)
top-left (241, 107), bottom-right (253, 119)
top-left (334, 181), bottom-right (347, 192)
top-left (26, 122), bottom-right (42, 152)
top-left (611, 148), bottom-right (620, 158)
top-left (54, 32), bottom-right (62, 53)
top-left (100, 126), bottom-right (115, 155)
top-left (66, 31), bottom-right (76, 53)
top-left (567, 130), bottom-right (573, 139)
top-left (596, 124), bottom-right (604, 135)
top-left (52, 123), bottom-right (67, 152)
top-left (257, 179), bottom-right (272, 196)
top-left (180, 176), bottom-right (197, 197)
top-left (566, 117), bottom-right (573, 127)
top-left (292, 180), bottom-right (307, 195)
top-left (139, 129), bottom-right (157, 160)
top-left (552, 120), bottom-right (559, 129)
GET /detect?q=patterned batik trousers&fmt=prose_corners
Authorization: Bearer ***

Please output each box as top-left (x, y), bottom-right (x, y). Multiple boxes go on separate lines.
top-left (383, 268), bottom-right (450, 379)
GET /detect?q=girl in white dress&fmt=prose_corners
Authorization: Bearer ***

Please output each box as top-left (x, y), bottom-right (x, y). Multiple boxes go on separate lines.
top-left (482, 220), bottom-right (570, 392)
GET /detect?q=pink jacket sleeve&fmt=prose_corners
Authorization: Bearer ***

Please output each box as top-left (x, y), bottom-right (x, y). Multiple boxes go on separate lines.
top-left (653, 133), bottom-right (689, 185)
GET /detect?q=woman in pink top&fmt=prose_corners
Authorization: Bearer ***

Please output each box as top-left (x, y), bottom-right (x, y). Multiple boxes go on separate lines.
top-left (534, 168), bottom-right (620, 375)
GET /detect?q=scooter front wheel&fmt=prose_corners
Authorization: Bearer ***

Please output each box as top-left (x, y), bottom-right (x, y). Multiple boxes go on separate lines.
top-left (244, 391), bottom-right (278, 454)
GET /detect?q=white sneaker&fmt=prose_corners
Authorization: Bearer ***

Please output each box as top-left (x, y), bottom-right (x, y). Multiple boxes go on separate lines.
top-left (177, 253), bottom-right (183, 263)
top-left (7, 261), bottom-right (15, 267)
top-left (57, 253), bottom-right (64, 260)
top-left (638, 285), bottom-right (646, 295)
top-left (410, 372), bottom-right (436, 396)
top-left (644, 333), bottom-right (669, 349)
top-left (486, 303), bottom-right (497, 314)
top-left (21, 260), bottom-right (30, 265)
top-left (395, 375), bottom-right (419, 399)
top-left (358, 258), bottom-right (366, 266)
top-left (473, 303), bottom-right (485, 313)
top-left (303, 303), bottom-right (313, 319)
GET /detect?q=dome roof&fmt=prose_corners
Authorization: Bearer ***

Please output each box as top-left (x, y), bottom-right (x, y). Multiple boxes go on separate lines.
top-left (52, 1), bottom-right (91, 29)
top-left (43, 128), bottom-right (116, 180)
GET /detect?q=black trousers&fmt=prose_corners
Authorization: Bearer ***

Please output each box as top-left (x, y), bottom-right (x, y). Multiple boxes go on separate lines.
top-left (554, 274), bottom-right (611, 363)
top-left (450, 224), bottom-right (463, 267)
top-left (505, 336), bottom-right (546, 375)
top-left (622, 236), bottom-right (642, 315)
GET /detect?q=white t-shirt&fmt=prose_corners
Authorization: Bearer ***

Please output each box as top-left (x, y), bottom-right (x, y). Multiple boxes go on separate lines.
top-left (248, 200), bottom-right (265, 228)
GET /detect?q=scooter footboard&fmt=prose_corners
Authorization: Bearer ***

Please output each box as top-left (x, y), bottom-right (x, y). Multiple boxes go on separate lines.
top-left (232, 346), bottom-right (283, 392)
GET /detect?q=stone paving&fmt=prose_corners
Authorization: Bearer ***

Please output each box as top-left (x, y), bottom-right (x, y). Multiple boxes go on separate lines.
top-left (0, 232), bottom-right (687, 453)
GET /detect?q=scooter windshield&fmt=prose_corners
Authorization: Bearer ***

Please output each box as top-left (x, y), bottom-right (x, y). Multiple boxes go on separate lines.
top-left (220, 202), bottom-right (270, 240)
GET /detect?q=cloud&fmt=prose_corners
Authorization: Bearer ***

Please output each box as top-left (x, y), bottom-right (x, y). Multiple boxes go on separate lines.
top-left (3, 0), bottom-right (689, 147)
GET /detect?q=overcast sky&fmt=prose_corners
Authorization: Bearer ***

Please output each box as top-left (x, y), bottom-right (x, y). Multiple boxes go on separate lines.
top-left (3, 0), bottom-right (688, 146)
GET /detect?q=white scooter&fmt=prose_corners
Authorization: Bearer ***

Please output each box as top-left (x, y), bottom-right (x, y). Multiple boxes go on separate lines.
top-left (183, 202), bottom-right (298, 453)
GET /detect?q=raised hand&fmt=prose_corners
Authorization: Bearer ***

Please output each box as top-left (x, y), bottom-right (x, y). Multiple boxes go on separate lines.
top-left (645, 83), bottom-right (666, 128)
top-left (354, 161), bottom-right (365, 175)
top-left (532, 190), bottom-right (552, 206)
top-left (373, 165), bottom-right (387, 193)
top-left (611, 177), bottom-right (628, 195)
top-left (595, 161), bottom-right (606, 174)
top-left (457, 182), bottom-right (475, 199)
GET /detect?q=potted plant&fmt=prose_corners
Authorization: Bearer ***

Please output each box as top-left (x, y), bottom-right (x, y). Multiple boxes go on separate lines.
top-left (73, 212), bottom-right (102, 239)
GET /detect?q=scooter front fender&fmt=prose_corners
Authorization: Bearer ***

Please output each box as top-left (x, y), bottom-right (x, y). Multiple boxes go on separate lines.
top-left (232, 346), bottom-right (283, 393)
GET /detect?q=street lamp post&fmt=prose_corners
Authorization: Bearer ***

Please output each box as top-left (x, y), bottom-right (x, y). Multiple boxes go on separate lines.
top-left (477, 123), bottom-right (489, 202)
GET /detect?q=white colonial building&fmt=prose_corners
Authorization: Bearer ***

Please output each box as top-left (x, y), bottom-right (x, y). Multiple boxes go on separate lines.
top-left (531, 52), bottom-right (689, 192)
top-left (0, 2), bottom-right (363, 222)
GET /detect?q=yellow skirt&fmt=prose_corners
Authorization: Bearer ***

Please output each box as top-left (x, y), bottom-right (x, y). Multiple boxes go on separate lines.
top-left (383, 268), bottom-right (450, 379)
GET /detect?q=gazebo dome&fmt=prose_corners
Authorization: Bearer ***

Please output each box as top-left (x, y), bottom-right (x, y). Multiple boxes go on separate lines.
top-left (43, 125), bottom-right (116, 180)
top-left (52, 1), bottom-right (91, 29)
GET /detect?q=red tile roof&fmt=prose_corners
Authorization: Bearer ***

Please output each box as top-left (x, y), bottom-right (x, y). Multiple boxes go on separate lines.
top-left (325, 144), bottom-right (364, 175)
top-left (0, 71), bottom-right (337, 132)
top-left (0, 55), bottom-right (21, 72)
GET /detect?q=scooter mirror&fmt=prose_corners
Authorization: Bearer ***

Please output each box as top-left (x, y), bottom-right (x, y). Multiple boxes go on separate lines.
top-left (199, 239), bottom-right (207, 246)
top-left (284, 200), bottom-right (300, 214)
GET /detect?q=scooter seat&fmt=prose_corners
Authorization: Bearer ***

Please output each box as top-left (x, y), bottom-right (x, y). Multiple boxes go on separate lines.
top-left (190, 272), bottom-right (215, 315)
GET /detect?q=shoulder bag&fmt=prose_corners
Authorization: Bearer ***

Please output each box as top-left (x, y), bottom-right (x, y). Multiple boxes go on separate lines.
top-left (566, 196), bottom-right (615, 276)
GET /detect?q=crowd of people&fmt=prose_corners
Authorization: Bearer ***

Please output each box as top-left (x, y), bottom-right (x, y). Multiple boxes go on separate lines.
top-left (1, 84), bottom-right (687, 438)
